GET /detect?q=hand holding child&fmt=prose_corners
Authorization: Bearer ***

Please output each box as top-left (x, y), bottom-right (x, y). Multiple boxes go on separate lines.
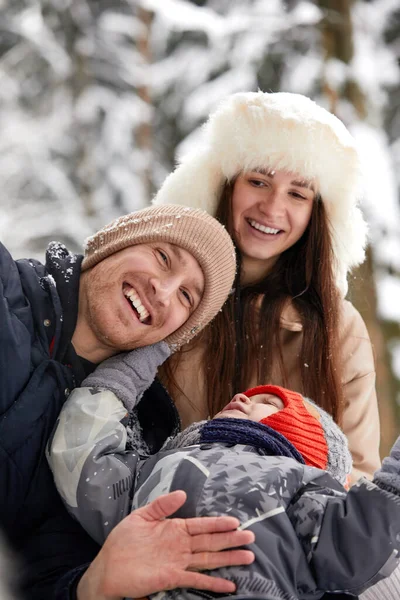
top-left (77, 490), bottom-right (255, 600)
top-left (81, 342), bottom-right (172, 413)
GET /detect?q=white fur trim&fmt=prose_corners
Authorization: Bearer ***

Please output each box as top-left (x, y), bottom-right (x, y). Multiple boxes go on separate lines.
top-left (154, 91), bottom-right (368, 295)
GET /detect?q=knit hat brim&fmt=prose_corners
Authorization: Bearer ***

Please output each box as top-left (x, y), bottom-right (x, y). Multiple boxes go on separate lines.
top-left (81, 205), bottom-right (236, 348)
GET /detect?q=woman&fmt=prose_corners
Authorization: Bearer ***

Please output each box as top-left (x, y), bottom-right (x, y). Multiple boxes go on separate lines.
top-left (153, 90), bottom-right (380, 483)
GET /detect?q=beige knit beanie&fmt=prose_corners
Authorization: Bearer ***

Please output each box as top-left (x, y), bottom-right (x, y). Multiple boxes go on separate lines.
top-left (81, 205), bottom-right (236, 348)
top-left (153, 91), bottom-right (368, 296)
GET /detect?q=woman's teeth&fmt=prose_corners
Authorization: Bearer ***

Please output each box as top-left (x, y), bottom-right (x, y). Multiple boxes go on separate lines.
top-left (249, 219), bottom-right (280, 234)
top-left (124, 288), bottom-right (150, 323)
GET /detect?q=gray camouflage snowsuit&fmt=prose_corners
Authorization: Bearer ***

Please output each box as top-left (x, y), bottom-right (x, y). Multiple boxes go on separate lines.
top-left (47, 343), bottom-right (400, 600)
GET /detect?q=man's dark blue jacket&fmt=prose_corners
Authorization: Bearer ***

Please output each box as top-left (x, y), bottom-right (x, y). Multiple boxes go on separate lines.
top-left (0, 240), bottom-right (101, 598)
top-left (0, 240), bottom-right (178, 599)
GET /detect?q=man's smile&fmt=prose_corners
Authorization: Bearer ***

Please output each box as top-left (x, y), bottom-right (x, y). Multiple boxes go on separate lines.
top-left (123, 284), bottom-right (152, 325)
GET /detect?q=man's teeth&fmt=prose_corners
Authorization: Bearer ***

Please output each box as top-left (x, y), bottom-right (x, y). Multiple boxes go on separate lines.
top-left (124, 288), bottom-right (150, 322)
top-left (249, 219), bottom-right (280, 234)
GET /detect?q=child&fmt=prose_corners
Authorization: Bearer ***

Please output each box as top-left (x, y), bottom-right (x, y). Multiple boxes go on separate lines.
top-left (47, 344), bottom-right (400, 600)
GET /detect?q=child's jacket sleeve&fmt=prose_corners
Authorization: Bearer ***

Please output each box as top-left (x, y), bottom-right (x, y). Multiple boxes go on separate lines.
top-left (47, 386), bottom-right (138, 545)
top-left (47, 342), bottom-right (171, 545)
top-left (288, 436), bottom-right (400, 596)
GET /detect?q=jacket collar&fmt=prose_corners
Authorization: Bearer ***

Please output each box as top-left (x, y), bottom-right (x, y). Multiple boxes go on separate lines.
top-left (44, 242), bottom-right (91, 385)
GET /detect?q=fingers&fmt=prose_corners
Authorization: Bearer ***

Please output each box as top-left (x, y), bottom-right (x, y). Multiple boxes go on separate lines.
top-left (186, 515), bottom-right (241, 535)
top-left (170, 571), bottom-right (237, 594)
top-left (191, 528), bottom-right (255, 553)
top-left (189, 548), bottom-right (255, 571)
top-left (138, 490), bottom-right (187, 522)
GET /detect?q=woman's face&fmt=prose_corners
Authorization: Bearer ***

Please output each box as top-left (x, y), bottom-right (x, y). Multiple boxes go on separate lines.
top-left (231, 169), bottom-right (316, 283)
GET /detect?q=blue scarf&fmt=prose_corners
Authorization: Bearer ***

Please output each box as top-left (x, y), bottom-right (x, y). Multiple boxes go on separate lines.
top-left (200, 418), bottom-right (305, 464)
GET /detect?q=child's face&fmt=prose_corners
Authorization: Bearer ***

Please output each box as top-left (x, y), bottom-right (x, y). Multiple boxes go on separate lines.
top-left (214, 392), bottom-right (284, 422)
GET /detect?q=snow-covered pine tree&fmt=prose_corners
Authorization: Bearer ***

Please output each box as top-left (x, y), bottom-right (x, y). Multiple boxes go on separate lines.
top-left (0, 0), bottom-right (153, 257)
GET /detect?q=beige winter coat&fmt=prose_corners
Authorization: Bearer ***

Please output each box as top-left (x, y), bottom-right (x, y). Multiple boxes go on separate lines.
top-left (167, 298), bottom-right (380, 484)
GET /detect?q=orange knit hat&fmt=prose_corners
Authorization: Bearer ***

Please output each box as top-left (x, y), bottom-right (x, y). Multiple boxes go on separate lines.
top-left (244, 384), bottom-right (328, 470)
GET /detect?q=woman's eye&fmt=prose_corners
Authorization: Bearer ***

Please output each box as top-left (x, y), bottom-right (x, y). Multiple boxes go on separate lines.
top-left (290, 191), bottom-right (307, 200)
top-left (249, 179), bottom-right (266, 188)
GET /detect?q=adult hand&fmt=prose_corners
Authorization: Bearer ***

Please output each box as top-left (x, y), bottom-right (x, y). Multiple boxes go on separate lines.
top-left (81, 342), bottom-right (171, 413)
top-left (77, 490), bottom-right (255, 600)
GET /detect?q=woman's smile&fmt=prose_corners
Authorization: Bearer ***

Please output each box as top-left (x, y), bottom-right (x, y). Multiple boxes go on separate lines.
top-left (247, 218), bottom-right (282, 236)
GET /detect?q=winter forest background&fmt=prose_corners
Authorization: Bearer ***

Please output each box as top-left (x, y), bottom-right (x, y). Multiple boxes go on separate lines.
top-left (1, 0), bottom-right (399, 455)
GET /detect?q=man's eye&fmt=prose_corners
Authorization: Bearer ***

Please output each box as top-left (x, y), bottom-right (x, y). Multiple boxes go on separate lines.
top-left (180, 288), bottom-right (192, 306)
top-left (157, 249), bottom-right (169, 264)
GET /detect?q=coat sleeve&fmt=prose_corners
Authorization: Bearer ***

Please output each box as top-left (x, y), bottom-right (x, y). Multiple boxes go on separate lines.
top-left (46, 342), bottom-right (171, 545)
top-left (0, 242), bottom-right (33, 412)
top-left (47, 386), bottom-right (141, 545)
top-left (339, 300), bottom-right (381, 482)
top-left (287, 473), bottom-right (400, 595)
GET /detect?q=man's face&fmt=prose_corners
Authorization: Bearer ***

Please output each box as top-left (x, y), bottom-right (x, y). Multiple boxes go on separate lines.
top-left (214, 392), bottom-right (284, 422)
top-left (78, 242), bottom-right (204, 357)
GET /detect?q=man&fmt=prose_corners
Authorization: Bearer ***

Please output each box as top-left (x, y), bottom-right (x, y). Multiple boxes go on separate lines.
top-left (0, 204), bottom-right (255, 599)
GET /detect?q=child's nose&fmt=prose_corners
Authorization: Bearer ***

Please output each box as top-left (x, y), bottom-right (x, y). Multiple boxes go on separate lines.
top-left (232, 393), bottom-right (251, 404)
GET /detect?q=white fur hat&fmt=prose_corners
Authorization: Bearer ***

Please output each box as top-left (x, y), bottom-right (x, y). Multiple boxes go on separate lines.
top-left (153, 91), bottom-right (368, 295)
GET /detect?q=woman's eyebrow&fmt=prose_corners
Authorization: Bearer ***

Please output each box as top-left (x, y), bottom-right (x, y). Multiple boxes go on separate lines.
top-left (252, 169), bottom-right (314, 191)
top-left (253, 167), bottom-right (273, 177)
top-left (291, 179), bottom-right (315, 191)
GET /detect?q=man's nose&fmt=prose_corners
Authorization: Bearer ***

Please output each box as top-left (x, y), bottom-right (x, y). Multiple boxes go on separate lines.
top-left (232, 393), bottom-right (251, 404)
top-left (150, 275), bottom-right (178, 305)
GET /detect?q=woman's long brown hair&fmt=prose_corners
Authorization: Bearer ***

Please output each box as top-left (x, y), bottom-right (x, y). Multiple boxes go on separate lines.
top-left (162, 180), bottom-right (344, 424)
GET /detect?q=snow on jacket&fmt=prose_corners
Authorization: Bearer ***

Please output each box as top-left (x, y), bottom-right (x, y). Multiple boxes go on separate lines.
top-left (48, 346), bottom-right (400, 600)
top-left (167, 298), bottom-right (380, 483)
